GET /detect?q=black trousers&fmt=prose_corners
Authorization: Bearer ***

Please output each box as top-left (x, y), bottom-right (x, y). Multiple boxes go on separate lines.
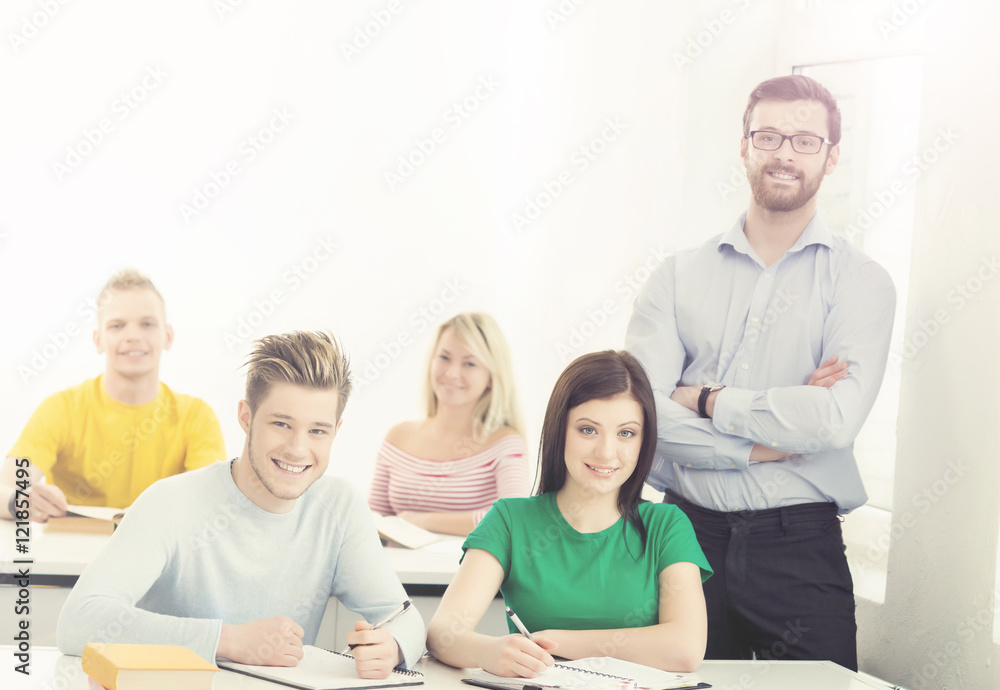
top-left (666, 492), bottom-right (858, 671)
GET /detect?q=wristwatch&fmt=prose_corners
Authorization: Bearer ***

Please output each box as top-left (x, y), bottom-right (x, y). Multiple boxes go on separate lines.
top-left (698, 382), bottom-right (725, 418)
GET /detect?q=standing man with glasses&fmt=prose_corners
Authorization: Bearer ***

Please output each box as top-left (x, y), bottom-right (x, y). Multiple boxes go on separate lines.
top-left (625, 75), bottom-right (895, 670)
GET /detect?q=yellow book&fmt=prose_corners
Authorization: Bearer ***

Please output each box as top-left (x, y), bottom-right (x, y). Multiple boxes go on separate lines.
top-left (82, 643), bottom-right (218, 690)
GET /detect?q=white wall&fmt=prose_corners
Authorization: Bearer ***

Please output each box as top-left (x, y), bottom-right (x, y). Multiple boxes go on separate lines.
top-left (875, 2), bottom-right (1000, 688)
top-left (1, 1), bottom-right (691, 494)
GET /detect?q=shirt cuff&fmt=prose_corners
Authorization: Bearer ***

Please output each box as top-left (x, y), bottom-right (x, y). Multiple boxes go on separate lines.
top-left (712, 388), bottom-right (755, 470)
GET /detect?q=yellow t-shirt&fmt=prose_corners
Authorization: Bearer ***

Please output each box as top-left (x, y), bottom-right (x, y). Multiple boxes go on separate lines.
top-left (8, 376), bottom-right (226, 507)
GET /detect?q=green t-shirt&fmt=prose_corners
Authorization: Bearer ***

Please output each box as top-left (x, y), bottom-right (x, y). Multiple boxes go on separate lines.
top-left (462, 493), bottom-right (712, 633)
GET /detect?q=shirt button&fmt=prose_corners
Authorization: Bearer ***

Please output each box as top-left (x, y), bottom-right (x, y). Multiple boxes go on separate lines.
top-left (751, 317), bottom-right (759, 324)
top-left (741, 363), bottom-right (749, 370)
top-left (686, 463), bottom-right (692, 468)
top-left (771, 440), bottom-right (778, 446)
top-left (764, 273), bottom-right (771, 279)
top-left (727, 425), bottom-right (735, 432)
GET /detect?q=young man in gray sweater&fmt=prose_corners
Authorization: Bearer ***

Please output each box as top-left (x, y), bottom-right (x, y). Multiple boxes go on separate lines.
top-left (58, 331), bottom-right (425, 680)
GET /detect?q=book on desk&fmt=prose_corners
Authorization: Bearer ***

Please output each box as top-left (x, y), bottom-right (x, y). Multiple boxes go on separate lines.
top-left (82, 642), bottom-right (218, 690)
top-left (44, 505), bottom-right (125, 535)
top-left (373, 514), bottom-right (445, 549)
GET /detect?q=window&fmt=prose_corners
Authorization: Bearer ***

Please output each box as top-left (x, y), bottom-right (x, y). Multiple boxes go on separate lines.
top-left (798, 55), bottom-right (923, 602)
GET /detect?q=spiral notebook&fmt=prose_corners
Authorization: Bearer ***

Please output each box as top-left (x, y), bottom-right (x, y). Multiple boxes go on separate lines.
top-left (464, 656), bottom-right (709, 690)
top-left (218, 645), bottom-right (423, 689)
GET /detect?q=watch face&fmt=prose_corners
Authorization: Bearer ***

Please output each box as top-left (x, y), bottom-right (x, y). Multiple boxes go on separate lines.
top-left (704, 382), bottom-right (725, 391)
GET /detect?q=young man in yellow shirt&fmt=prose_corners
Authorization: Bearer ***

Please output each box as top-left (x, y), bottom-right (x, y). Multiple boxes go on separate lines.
top-left (2, 269), bottom-right (226, 521)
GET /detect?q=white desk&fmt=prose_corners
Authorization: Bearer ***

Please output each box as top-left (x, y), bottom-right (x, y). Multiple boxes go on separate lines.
top-left (0, 520), bottom-right (464, 586)
top-left (0, 521), bottom-right (508, 648)
top-left (5, 648), bottom-right (899, 690)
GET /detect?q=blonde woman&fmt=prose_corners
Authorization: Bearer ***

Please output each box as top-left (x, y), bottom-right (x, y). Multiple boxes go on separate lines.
top-left (368, 313), bottom-right (528, 536)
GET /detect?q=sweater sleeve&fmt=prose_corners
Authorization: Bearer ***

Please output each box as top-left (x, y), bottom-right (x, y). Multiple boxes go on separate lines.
top-left (56, 482), bottom-right (223, 662)
top-left (329, 484), bottom-right (426, 668)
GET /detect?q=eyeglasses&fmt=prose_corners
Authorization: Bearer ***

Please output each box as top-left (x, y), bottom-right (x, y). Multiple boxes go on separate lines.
top-left (748, 131), bottom-right (832, 155)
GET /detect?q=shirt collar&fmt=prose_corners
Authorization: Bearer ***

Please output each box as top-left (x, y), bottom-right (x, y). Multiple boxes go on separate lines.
top-left (717, 211), bottom-right (834, 257)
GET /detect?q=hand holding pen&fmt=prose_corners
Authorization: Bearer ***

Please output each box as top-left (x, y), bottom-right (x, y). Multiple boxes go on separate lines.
top-left (506, 606), bottom-right (534, 641)
top-left (344, 600), bottom-right (411, 680)
top-left (480, 606), bottom-right (558, 679)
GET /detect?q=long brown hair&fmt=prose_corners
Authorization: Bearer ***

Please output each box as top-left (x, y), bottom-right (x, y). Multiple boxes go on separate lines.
top-left (537, 350), bottom-right (657, 554)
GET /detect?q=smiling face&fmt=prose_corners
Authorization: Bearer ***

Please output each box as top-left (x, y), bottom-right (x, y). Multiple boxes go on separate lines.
top-left (561, 394), bottom-right (644, 501)
top-left (429, 327), bottom-right (492, 412)
top-left (741, 98), bottom-right (839, 214)
top-left (236, 381), bottom-right (342, 513)
top-left (93, 287), bottom-right (173, 382)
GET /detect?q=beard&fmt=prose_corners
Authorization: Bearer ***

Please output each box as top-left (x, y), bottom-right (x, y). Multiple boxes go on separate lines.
top-left (746, 158), bottom-right (825, 212)
top-left (246, 427), bottom-right (308, 502)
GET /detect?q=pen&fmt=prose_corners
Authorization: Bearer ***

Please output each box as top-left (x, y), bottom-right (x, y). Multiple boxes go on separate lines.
top-left (461, 680), bottom-right (544, 690)
top-left (344, 599), bottom-right (411, 652)
top-left (505, 605), bottom-right (533, 641)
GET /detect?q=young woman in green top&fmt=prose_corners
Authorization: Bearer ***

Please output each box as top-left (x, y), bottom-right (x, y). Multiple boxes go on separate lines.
top-left (427, 350), bottom-right (712, 678)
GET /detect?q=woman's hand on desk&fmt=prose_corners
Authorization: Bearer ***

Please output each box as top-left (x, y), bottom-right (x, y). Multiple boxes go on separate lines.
top-left (397, 511), bottom-right (431, 529)
top-left (480, 633), bottom-right (558, 678)
top-left (218, 616), bottom-right (304, 666)
top-left (347, 621), bottom-right (402, 679)
top-left (398, 510), bottom-right (475, 536)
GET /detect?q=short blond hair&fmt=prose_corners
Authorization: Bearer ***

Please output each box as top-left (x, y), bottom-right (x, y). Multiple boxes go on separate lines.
top-left (423, 312), bottom-right (523, 441)
top-left (244, 331), bottom-right (353, 421)
top-left (97, 269), bottom-right (165, 318)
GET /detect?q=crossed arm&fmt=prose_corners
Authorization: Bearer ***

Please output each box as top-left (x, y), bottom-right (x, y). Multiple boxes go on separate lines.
top-left (625, 259), bottom-right (895, 471)
top-left (669, 356), bottom-right (850, 463)
top-left (427, 549), bottom-right (707, 677)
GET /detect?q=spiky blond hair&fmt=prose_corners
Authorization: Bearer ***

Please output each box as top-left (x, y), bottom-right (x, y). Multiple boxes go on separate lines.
top-left (244, 331), bottom-right (352, 421)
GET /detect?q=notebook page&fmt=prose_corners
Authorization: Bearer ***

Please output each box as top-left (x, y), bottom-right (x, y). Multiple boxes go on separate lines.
top-left (467, 665), bottom-right (636, 690)
top-left (559, 658), bottom-right (704, 689)
top-left (219, 646), bottom-right (422, 689)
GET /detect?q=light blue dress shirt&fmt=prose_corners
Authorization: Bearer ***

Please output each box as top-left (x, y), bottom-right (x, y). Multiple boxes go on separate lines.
top-left (625, 212), bottom-right (895, 513)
